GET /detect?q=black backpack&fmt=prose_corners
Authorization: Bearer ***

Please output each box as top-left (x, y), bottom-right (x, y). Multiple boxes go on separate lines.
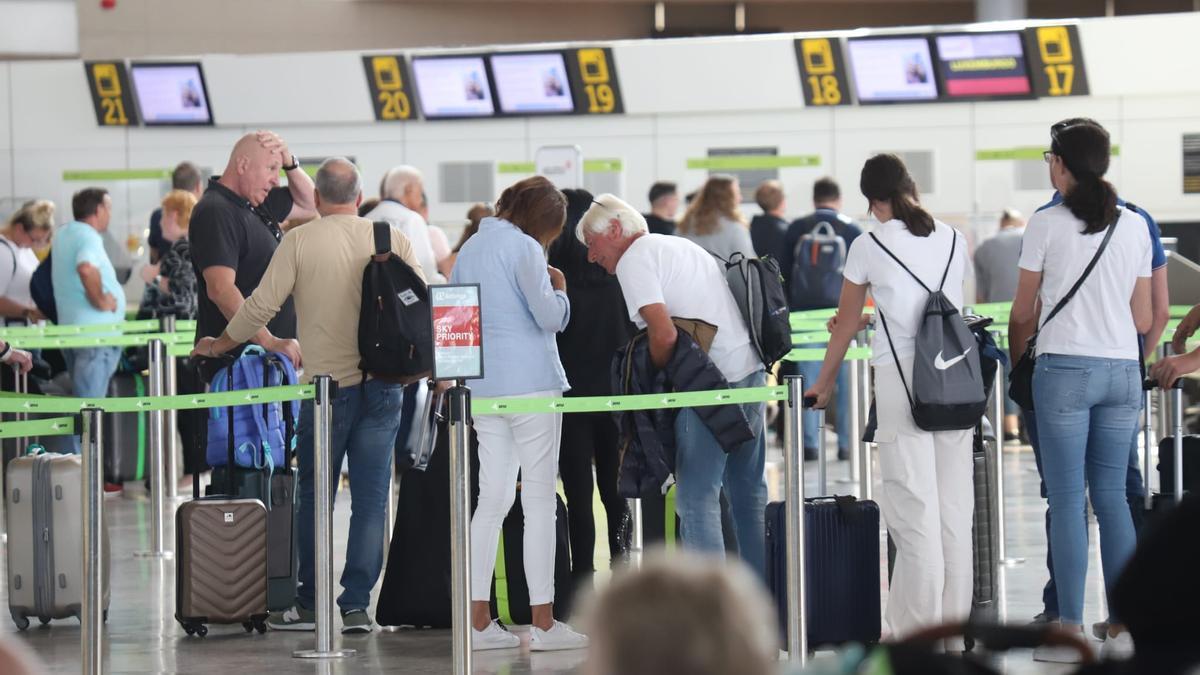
top-left (719, 252), bottom-right (792, 369)
top-left (358, 221), bottom-right (433, 379)
top-left (871, 229), bottom-right (986, 432)
top-left (30, 253), bottom-right (56, 324)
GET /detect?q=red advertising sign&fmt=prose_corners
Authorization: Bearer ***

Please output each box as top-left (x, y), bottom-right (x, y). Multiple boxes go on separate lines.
top-left (430, 284), bottom-right (484, 380)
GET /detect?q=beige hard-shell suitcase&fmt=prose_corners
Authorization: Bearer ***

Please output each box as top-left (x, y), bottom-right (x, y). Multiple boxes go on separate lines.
top-left (6, 450), bottom-right (111, 629)
top-left (175, 497), bottom-right (269, 636)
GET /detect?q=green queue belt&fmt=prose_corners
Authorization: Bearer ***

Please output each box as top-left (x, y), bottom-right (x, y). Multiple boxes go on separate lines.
top-left (787, 346), bottom-right (870, 362)
top-left (0, 416), bottom-right (75, 439)
top-left (5, 331), bottom-right (195, 350)
top-left (473, 385), bottom-right (787, 416)
top-left (0, 384), bottom-right (313, 414)
top-left (0, 319), bottom-right (196, 338)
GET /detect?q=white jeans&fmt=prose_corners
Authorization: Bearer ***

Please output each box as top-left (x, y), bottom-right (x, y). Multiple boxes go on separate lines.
top-left (470, 391), bottom-right (562, 606)
top-left (874, 358), bottom-right (974, 639)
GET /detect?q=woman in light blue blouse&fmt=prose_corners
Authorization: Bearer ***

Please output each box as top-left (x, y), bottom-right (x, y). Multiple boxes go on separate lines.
top-left (450, 176), bottom-right (587, 652)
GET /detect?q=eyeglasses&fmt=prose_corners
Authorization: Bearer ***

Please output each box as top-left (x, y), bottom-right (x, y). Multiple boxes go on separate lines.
top-left (1043, 150), bottom-right (1054, 163)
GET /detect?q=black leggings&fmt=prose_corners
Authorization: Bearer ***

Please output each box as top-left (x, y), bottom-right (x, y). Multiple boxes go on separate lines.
top-left (558, 412), bottom-right (626, 579)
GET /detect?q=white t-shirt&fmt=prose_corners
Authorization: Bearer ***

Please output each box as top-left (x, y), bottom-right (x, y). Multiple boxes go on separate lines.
top-left (1018, 204), bottom-right (1151, 360)
top-left (363, 200), bottom-right (447, 284)
top-left (843, 219), bottom-right (968, 366)
top-left (0, 236), bottom-right (39, 310)
top-left (615, 234), bottom-right (761, 383)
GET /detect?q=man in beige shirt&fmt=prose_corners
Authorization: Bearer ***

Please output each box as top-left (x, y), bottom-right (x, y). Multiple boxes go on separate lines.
top-left (194, 158), bottom-right (425, 634)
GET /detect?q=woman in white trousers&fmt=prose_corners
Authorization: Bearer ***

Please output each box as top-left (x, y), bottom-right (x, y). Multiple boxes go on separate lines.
top-left (805, 154), bottom-right (973, 642)
top-left (450, 176), bottom-right (588, 652)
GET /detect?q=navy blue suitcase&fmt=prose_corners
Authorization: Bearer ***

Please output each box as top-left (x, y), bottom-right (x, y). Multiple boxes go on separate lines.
top-left (765, 496), bottom-right (882, 648)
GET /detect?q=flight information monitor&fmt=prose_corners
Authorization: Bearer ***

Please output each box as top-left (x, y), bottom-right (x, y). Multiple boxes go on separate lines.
top-left (129, 62), bottom-right (213, 125)
top-left (411, 55), bottom-right (496, 119)
top-left (934, 32), bottom-right (1033, 99)
top-left (490, 52), bottom-right (575, 115)
top-left (846, 36), bottom-right (939, 104)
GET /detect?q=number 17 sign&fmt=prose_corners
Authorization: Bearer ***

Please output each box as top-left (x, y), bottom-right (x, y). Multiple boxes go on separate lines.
top-left (430, 284), bottom-right (484, 381)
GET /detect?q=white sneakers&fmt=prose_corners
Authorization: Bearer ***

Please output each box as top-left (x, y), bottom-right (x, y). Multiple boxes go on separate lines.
top-left (472, 620), bottom-right (520, 651)
top-left (1100, 630), bottom-right (1135, 660)
top-left (530, 621), bottom-right (589, 652)
top-left (1032, 623), bottom-right (1091, 664)
top-left (471, 619), bottom-right (589, 652)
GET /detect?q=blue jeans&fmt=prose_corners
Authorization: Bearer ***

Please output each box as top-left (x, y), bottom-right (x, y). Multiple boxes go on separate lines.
top-left (295, 378), bottom-right (403, 612)
top-left (674, 369), bottom-right (768, 578)
top-left (1032, 354), bottom-right (1140, 625)
top-left (1025, 396), bottom-right (1147, 618)
top-left (64, 347), bottom-right (121, 454)
top-left (797, 356), bottom-right (851, 453)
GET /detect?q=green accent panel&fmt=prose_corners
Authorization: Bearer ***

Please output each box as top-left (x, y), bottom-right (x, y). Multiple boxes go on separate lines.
top-left (497, 162), bottom-right (536, 174)
top-left (473, 386), bottom-right (786, 417)
top-left (7, 331), bottom-right (195, 350)
top-left (134, 373), bottom-right (146, 481)
top-left (62, 169), bottom-right (172, 181)
top-left (975, 145), bottom-right (1120, 161)
top-left (792, 331), bottom-right (832, 344)
top-left (789, 319), bottom-right (832, 332)
top-left (785, 347), bottom-right (871, 362)
top-left (686, 155), bottom-right (821, 170)
top-left (584, 159), bottom-right (623, 173)
top-left (665, 485), bottom-right (676, 551)
top-left (0, 384), bottom-right (315, 414)
top-left (494, 535), bottom-right (512, 625)
top-left (0, 417), bottom-right (74, 439)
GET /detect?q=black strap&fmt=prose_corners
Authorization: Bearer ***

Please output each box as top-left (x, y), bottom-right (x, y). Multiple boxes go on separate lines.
top-left (1030, 207), bottom-right (1122, 341)
top-left (372, 221), bottom-right (391, 256)
top-left (226, 362), bottom-right (236, 496)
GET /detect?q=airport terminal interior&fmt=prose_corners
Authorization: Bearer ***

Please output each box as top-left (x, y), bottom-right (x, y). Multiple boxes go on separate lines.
top-left (2, 0), bottom-right (1200, 673)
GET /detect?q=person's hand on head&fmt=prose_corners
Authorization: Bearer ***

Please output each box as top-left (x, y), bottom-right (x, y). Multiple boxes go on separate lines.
top-left (257, 130), bottom-right (291, 168)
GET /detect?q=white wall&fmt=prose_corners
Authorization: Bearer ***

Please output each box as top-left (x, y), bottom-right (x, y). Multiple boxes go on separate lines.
top-left (0, 0), bottom-right (77, 57)
top-left (1, 11), bottom-right (1198, 259)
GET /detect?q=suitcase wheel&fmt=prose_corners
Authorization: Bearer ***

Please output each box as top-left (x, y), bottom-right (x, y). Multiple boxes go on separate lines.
top-left (245, 619), bottom-right (267, 634)
top-left (255, 619), bottom-right (267, 634)
top-left (242, 621), bottom-right (254, 634)
top-left (11, 611), bottom-right (28, 631)
top-left (38, 616), bottom-right (51, 626)
top-left (182, 622), bottom-right (208, 637)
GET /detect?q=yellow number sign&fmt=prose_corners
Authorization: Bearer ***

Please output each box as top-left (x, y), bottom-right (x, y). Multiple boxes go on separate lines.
top-left (363, 55), bottom-right (414, 121)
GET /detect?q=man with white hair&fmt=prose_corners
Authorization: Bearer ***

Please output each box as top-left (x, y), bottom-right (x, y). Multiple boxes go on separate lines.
top-left (577, 193), bottom-right (768, 577)
top-left (365, 165), bottom-right (444, 284)
top-left (194, 157), bottom-right (425, 635)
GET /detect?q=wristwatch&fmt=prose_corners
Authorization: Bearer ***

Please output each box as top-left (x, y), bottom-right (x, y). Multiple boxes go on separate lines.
top-left (282, 155), bottom-right (299, 172)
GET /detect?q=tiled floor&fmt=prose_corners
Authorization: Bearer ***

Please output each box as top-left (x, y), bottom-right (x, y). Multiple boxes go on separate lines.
top-left (0, 437), bottom-right (1136, 674)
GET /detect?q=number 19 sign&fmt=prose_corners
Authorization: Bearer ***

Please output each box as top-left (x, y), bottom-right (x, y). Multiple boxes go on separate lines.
top-left (430, 284), bottom-right (484, 381)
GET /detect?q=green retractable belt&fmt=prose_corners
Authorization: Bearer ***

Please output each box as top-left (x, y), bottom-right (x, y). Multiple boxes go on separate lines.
top-left (494, 536), bottom-right (513, 626)
top-left (665, 485), bottom-right (676, 551)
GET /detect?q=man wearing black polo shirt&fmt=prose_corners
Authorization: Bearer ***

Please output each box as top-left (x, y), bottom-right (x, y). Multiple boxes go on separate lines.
top-left (190, 131), bottom-right (315, 373)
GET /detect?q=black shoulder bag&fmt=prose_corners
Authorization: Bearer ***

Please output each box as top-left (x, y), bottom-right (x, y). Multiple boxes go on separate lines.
top-left (1008, 209), bottom-right (1120, 410)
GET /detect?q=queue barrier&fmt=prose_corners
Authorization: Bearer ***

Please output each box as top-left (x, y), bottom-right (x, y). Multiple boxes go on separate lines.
top-left (5, 331), bottom-right (195, 351)
top-left (0, 415), bottom-right (75, 438)
top-left (0, 319), bottom-right (197, 338)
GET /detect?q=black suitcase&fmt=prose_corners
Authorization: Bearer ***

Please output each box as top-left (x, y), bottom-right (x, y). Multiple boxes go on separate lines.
top-left (765, 496), bottom-right (882, 648)
top-left (490, 493), bottom-right (574, 625)
top-left (207, 466), bottom-right (297, 611)
top-left (1156, 435), bottom-right (1200, 500)
top-left (970, 422), bottom-right (999, 624)
top-left (103, 372), bottom-right (148, 484)
top-left (376, 420), bottom-right (478, 629)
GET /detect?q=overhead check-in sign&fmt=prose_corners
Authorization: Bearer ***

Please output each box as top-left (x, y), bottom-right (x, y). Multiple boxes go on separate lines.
top-left (84, 61), bottom-right (139, 127)
top-left (794, 38), bottom-right (851, 107)
top-left (1023, 25), bottom-right (1089, 97)
top-left (363, 54), bottom-right (416, 121)
top-left (430, 284), bottom-right (484, 381)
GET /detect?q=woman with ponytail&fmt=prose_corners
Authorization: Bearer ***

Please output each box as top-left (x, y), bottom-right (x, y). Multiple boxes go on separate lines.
top-left (1009, 119), bottom-right (1151, 662)
top-left (805, 153), bottom-right (973, 643)
top-left (450, 176), bottom-right (588, 652)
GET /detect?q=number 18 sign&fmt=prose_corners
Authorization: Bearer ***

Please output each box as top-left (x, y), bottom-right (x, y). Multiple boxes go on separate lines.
top-left (430, 284), bottom-right (484, 381)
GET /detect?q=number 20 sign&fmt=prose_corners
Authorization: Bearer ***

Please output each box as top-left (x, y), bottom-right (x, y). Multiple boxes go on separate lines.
top-left (363, 55), bottom-right (416, 121)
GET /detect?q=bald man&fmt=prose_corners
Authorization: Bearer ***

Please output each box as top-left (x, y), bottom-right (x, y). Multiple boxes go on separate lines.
top-left (190, 130), bottom-right (316, 378)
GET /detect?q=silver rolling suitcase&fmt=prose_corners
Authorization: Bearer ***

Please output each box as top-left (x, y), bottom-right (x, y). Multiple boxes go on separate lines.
top-left (6, 448), bottom-right (110, 629)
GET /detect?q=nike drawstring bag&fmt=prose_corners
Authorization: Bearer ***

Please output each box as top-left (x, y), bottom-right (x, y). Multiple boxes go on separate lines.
top-left (870, 228), bottom-right (987, 432)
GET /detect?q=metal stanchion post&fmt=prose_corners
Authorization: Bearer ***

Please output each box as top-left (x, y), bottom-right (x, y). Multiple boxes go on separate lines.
top-left (855, 329), bottom-right (872, 499)
top-left (81, 407), bottom-right (104, 675)
top-left (631, 498), bottom-right (644, 553)
top-left (134, 339), bottom-right (171, 559)
top-left (1158, 344), bottom-right (1170, 439)
top-left (2, 366), bottom-right (29, 544)
top-left (295, 375), bottom-right (354, 660)
top-left (384, 470), bottom-right (396, 559)
top-left (161, 314), bottom-right (179, 502)
top-left (816, 409), bottom-right (828, 496)
top-left (993, 367), bottom-right (1022, 566)
top-left (448, 382), bottom-right (473, 675)
top-left (783, 375), bottom-right (808, 664)
top-left (1143, 387), bottom-right (1155, 510)
top-left (846, 342), bottom-right (861, 486)
top-left (1173, 383), bottom-right (1184, 505)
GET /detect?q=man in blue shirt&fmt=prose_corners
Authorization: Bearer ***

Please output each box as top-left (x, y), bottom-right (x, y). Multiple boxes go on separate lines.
top-left (1023, 189), bottom-right (1169, 631)
top-left (53, 188), bottom-right (127, 452)
top-left (780, 177), bottom-right (863, 461)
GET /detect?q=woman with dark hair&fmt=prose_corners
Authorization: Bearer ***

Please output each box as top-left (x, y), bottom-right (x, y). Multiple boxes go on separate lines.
top-left (804, 154), bottom-right (973, 643)
top-left (450, 176), bottom-right (587, 652)
top-left (676, 174), bottom-right (755, 260)
top-left (1010, 119), bottom-right (1151, 662)
top-left (549, 189), bottom-right (635, 591)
